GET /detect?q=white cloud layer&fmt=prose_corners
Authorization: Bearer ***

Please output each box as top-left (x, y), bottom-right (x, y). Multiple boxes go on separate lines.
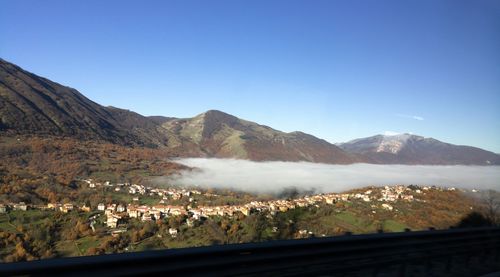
top-left (167, 158), bottom-right (500, 194)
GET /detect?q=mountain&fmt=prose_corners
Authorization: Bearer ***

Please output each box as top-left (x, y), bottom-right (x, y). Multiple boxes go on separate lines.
top-left (0, 58), bottom-right (171, 147)
top-left (2, 58), bottom-right (498, 165)
top-left (338, 134), bottom-right (500, 165)
top-left (161, 110), bottom-right (359, 163)
top-left (0, 59), bottom-right (356, 163)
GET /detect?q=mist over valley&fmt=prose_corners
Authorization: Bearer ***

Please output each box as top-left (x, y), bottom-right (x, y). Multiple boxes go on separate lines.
top-left (169, 158), bottom-right (500, 194)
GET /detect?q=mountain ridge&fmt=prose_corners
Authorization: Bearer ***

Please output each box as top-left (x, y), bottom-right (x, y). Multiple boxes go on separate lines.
top-left (160, 109), bottom-right (359, 163)
top-left (338, 134), bottom-right (500, 165)
top-left (1, 58), bottom-right (499, 165)
top-left (0, 59), bottom-right (357, 164)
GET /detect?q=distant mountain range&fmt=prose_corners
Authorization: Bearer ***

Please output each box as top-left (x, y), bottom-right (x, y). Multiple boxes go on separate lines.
top-left (338, 134), bottom-right (500, 165)
top-left (1, 58), bottom-right (499, 165)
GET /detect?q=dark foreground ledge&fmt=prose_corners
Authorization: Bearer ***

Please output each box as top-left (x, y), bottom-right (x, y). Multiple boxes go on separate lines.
top-left (1, 227), bottom-right (499, 276)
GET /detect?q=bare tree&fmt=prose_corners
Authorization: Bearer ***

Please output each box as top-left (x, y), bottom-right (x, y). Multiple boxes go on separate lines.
top-left (481, 190), bottom-right (500, 225)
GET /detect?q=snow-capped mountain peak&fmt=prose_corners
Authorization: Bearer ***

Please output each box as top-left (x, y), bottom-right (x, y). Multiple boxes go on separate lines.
top-left (376, 133), bottom-right (413, 154)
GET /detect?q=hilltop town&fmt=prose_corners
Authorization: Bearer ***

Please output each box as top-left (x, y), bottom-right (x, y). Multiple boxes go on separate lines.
top-left (0, 178), bottom-right (484, 262)
top-left (0, 179), bottom-right (474, 238)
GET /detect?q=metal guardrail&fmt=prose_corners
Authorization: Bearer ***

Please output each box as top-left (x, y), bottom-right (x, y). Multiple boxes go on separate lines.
top-left (1, 227), bottom-right (499, 276)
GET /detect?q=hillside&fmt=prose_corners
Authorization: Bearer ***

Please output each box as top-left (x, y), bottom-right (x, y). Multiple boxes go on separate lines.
top-left (162, 110), bottom-right (359, 164)
top-left (0, 59), bottom-right (358, 164)
top-left (0, 184), bottom-right (482, 262)
top-left (2, 58), bottom-right (499, 165)
top-left (0, 59), bottom-right (171, 147)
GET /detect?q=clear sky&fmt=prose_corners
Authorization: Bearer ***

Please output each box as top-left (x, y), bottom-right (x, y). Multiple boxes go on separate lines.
top-left (1, 0), bottom-right (499, 152)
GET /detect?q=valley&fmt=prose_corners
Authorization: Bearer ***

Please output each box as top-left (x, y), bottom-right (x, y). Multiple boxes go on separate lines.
top-left (0, 59), bottom-right (498, 263)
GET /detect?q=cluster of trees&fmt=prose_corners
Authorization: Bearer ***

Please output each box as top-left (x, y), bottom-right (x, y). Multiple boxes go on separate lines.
top-left (480, 190), bottom-right (500, 225)
top-left (458, 190), bottom-right (500, 227)
top-left (0, 209), bottom-right (113, 262)
top-left (1, 136), bottom-right (182, 182)
top-left (0, 136), bottom-right (185, 205)
top-left (0, 218), bottom-right (57, 262)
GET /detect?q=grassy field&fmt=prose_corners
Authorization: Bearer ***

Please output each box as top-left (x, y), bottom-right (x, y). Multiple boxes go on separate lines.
top-left (75, 236), bottom-right (102, 254)
top-left (382, 220), bottom-right (408, 232)
top-left (0, 213), bottom-right (19, 233)
top-left (7, 210), bottom-right (53, 225)
top-left (55, 240), bottom-right (80, 257)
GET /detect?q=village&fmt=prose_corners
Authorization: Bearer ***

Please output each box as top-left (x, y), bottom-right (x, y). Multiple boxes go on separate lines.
top-left (0, 179), bottom-right (465, 237)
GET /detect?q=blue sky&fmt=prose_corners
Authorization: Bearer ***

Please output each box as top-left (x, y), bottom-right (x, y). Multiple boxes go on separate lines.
top-left (1, 0), bottom-right (499, 152)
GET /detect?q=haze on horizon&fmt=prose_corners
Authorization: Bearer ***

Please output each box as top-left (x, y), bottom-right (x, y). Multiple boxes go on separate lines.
top-left (166, 158), bottom-right (500, 194)
top-left (1, 1), bottom-right (499, 152)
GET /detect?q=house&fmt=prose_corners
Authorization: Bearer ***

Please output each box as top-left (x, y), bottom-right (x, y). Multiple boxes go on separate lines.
top-left (169, 207), bottom-right (186, 216)
top-left (325, 197), bottom-right (336, 205)
top-left (278, 206), bottom-right (289, 213)
top-left (13, 202), bottom-right (27, 211)
top-left (128, 207), bottom-right (139, 218)
top-left (105, 208), bottom-right (114, 216)
top-left (141, 212), bottom-right (152, 222)
top-left (116, 204), bottom-right (126, 213)
top-left (297, 230), bottom-right (310, 238)
top-left (107, 217), bottom-right (117, 228)
top-left (107, 204), bottom-right (116, 211)
top-left (61, 203), bottom-right (74, 213)
top-left (381, 203), bottom-right (394, 211)
top-left (152, 205), bottom-right (168, 213)
top-left (137, 206), bottom-right (149, 214)
top-left (80, 205), bottom-right (91, 212)
top-left (240, 207), bottom-right (250, 216)
top-left (111, 228), bottom-right (127, 237)
top-left (47, 203), bottom-right (62, 210)
top-left (97, 203), bottom-right (106, 211)
top-left (151, 210), bottom-right (161, 220)
top-left (106, 215), bottom-right (121, 228)
top-left (168, 228), bottom-right (178, 238)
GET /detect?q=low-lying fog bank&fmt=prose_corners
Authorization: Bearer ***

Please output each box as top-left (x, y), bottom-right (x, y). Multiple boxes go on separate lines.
top-left (167, 158), bottom-right (500, 194)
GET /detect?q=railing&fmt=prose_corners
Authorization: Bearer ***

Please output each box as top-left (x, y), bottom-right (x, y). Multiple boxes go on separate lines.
top-left (1, 227), bottom-right (499, 276)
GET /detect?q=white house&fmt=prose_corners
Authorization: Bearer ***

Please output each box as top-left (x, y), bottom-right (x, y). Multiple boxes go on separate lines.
top-left (106, 215), bottom-right (120, 228)
top-left (116, 204), bottom-right (126, 213)
top-left (168, 228), bottom-right (178, 238)
top-left (381, 203), bottom-right (394, 211)
top-left (13, 202), bottom-right (27, 211)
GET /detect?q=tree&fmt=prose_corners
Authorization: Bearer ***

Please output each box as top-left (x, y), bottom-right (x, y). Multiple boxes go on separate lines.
top-left (456, 211), bottom-right (493, 228)
top-left (87, 247), bottom-right (104, 256)
top-left (481, 190), bottom-right (500, 225)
